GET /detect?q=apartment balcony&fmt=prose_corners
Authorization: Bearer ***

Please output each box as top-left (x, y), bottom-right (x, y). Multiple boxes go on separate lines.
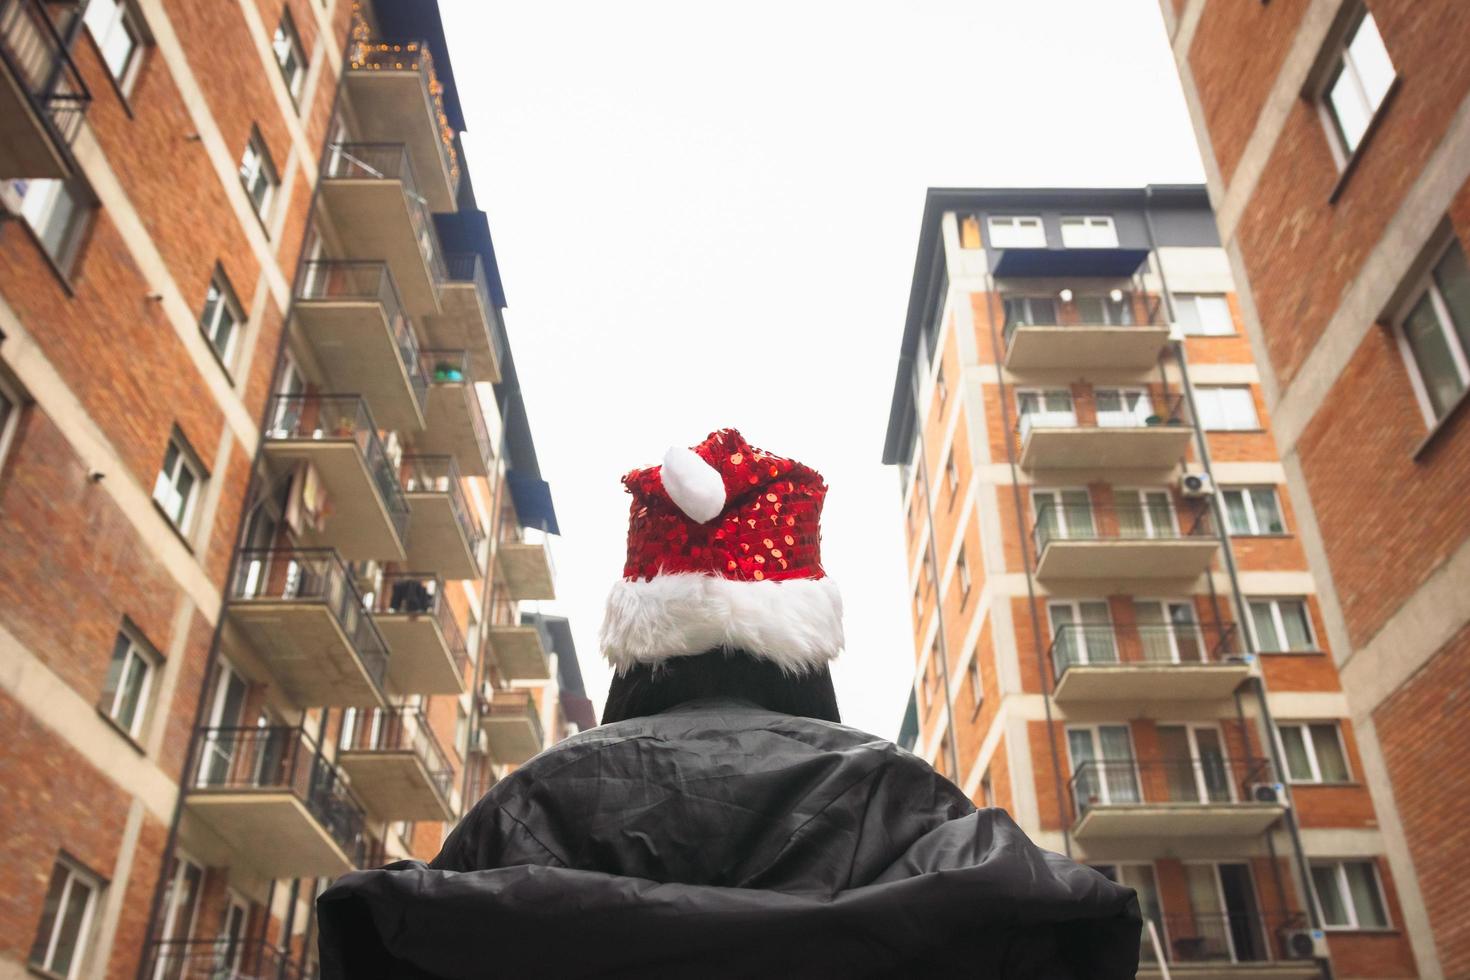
top-left (496, 530), bottom-right (556, 601)
top-left (480, 688), bottom-right (544, 764)
top-left (293, 261), bottom-right (428, 433)
top-left (226, 548), bottom-right (389, 707)
top-left (1018, 394), bottom-right (1192, 470)
top-left (345, 37), bottom-right (460, 212)
top-left (143, 939), bottom-right (317, 980)
top-left (320, 143), bottom-right (445, 316)
top-left (487, 604), bottom-right (551, 681)
top-left (1069, 758), bottom-right (1285, 841)
top-left (337, 706), bottom-right (455, 822)
top-left (1050, 622), bottom-right (1250, 703)
top-left (370, 572), bottom-right (469, 695)
top-left (262, 395), bottom-right (410, 561)
top-left (415, 350), bottom-right (492, 476)
top-left (186, 725), bottom-right (367, 878)
top-left (1032, 502), bottom-right (1217, 580)
top-left (424, 253), bottom-right (503, 382)
top-left (0, 0), bottom-right (89, 178)
top-left (398, 454), bottom-right (484, 580)
top-left (1138, 913), bottom-right (1319, 980)
top-left (1002, 294), bottom-right (1170, 370)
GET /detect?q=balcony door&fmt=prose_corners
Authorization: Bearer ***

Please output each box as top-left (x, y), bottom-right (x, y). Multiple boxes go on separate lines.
top-left (1033, 488), bottom-right (1093, 546)
top-left (1182, 862), bottom-right (1268, 963)
top-left (214, 892), bottom-right (249, 973)
top-left (1095, 388), bottom-right (1152, 428)
top-left (195, 662), bottom-right (247, 787)
top-left (1017, 389), bottom-right (1075, 438)
top-left (1158, 725), bottom-right (1234, 804)
top-left (1068, 725), bottom-right (1140, 808)
top-left (154, 854), bottom-right (204, 979)
top-left (1049, 600), bottom-right (1116, 666)
top-left (1135, 600), bottom-right (1206, 663)
top-left (1094, 864), bottom-right (1162, 964)
top-left (1118, 489), bottom-right (1177, 539)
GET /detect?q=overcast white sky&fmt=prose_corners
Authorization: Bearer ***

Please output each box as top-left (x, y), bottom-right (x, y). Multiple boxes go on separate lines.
top-left (441, 0), bottom-right (1206, 737)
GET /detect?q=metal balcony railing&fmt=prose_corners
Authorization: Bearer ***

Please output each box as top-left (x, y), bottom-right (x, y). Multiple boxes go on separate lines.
top-left (443, 252), bottom-right (506, 360)
top-left (1017, 391), bottom-right (1188, 441)
top-left (1050, 622), bottom-right (1241, 679)
top-left (1002, 291), bottom-right (1167, 347)
top-left (295, 260), bottom-right (428, 409)
top-left (0, 0), bottom-right (90, 147)
top-left (1069, 757), bottom-right (1276, 820)
top-left (1032, 501), bottom-right (1213, 555)
top-left (346, 37), bottom-right (460, 188)
top-left (190, 724), bottom-right (368, 865)
top-left (338, 705), bottom-right (454, 805)
top-left (399, 454), bottom-right (485, 558)
top-left (370, 570), bottom-right (470, 673)
top-left (322, 142), bottom-right (446, 282)
top-left (1154, 911), bottom-right (1308, 965)
top-left (229, 547), bottom-right (390, 693)
top-left (264, 394), bottom-right (411, 545)
top-left (483, 687), bottom-right (543, 746)
top-left (420, 348), bottom-right (492, 465)
top-left (143, 938), bottom-right (316, 980)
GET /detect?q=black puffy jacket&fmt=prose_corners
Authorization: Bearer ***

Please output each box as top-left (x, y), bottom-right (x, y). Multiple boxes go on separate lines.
top-left (317, 698), bottom-right (1140, 978)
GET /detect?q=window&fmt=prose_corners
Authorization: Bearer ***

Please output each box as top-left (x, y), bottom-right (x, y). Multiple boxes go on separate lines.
top-left (29, 858), bottom-right (100, 978)
top-left (1017, 389), bottom-right (1076, 436)
top-left (968, 649), bottom-right (982, 714)
top-left (99, 628), bottom-right (157, 739)
top-left (199, 268), bottom-right (244, 371)
top-left (1249, 598), bottom-right (1316, 652)
top-left (238, 130), bottom-right (278, 219)
top-left (272, 10), bottom-right (307, 103)
top-left (986, 215), bottom-right (1045, 248)
top-left (1312, 859), bottom-right (1388, 929)
top-left (1003, 295), bottom-right (1058, 327)
top-left (1094, 388), bottom-right (1152, 428)
top-left (943, 451), bottom-right (958, 494)
top-left (1033, 488), bottom-right (1093, 543)
top-left (83, 0), bottom-right (143, 89)
top-left (1222, 487), bottom-right (1286, 535)
top-left (7, 177), bottom-right (92, 274)
top-left (1193, 386), bottom-right (1259, 430)
top-left (1060, 216), bottom-right (1118, 248)
top-left (935, 363), bottom-right (947, 407)
top-left (152, 435), bottom-right (204, 532)
top-left (0, 373), bottom-right (21, 473)
top-left (956, 546), bottom-right (971, 598)
top-left (1278, 721), bottom-right (1351, 783)
top-left (957, 213), bottom-right (982, 249)
top-left (1323, 9), bottom-right (1395, 155)
top-left (1074, 292), bottom-right (1134, 325)
top-left (979, 767), bottom-right (992, 806)
top-left (1398, 239), bottom-right (1470, 422)
top-left (1174, 293), bottom-right (1234, 336)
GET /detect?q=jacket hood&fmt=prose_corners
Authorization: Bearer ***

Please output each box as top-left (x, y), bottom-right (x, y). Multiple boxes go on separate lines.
top-left (318, 699), bottom-right (1140, 978)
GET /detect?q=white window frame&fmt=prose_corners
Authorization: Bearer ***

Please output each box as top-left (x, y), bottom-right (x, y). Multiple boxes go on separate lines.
top-left (238, 130), bottom-right (279, 219)
top-left (151, 434), bottom-right (205, 533)
top-left (9, 176), bottom-right (92, 275)
top-left (1134, 599), bottom-right (1207, 664)
top-left (200, 268), bottom-right (244, 373)
top-left (968, 649), bottom-right (983, 716)
top-left (1174, 293), bottom-right (1234, 336)
top-left (943, 450), bottom-right (958, 495)
top-left (1156, 722), bottom-right (1238, 804)
top-left (1276, 721), bottom-right (1352, 784)
top-left (1060, 215), bottom-right (1118, 248)
top-left (1318, 7), bottom-right (1396, 162)
top-left (1221, 486), bottom-right (1286, 536)
top-left (1032, 487), bottom-right (1093, 542)
top-left (1118, 487), bottom-right (1179, 539)
top-left (272, 9), bottom-right (307, 103)
top-left (101, 627), bottom-right (157, 740)
top-left (83, 0), bottom-right (145, 93)
top-left (1310, 858), bottom-right (1391, 931)
top-left (1394, 238), bottom-right (1470, 425)
top-left (986, 215), bottom-right (1045, 248)
top-left (1066, 724), bottom-right (1140, 806)
top-left (1248, 597), bottom-right (1317, 653)
top-left (1093, 387), bottom-right (1152, 428)
top-left (30, 857), bottom-right (100, 979)
top-left (214, 892), bottom-right (250, 968)
top-left (1017, 388), bottom-right (1076, 439)
top-left (1002, 294), bottom-right (1059, 327)
top-left (0, 372), bottom-right (23, 474)
top-left (1194, 386), bottom-right (1260, 431)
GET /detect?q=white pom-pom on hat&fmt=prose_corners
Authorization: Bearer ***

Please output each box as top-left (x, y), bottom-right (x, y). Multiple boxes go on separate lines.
top-left (660, 445), bottom-right (726, 524)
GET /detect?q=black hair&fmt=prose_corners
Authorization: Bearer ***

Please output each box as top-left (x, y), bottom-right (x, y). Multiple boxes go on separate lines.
top-left (601, 650), bottom-right (841, 725)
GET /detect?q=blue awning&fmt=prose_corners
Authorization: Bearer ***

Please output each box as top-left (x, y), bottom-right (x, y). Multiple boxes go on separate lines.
top-left (506, 471), bottom-right (559, 535)
top-left (992, 247), bottom-right (1150, 278)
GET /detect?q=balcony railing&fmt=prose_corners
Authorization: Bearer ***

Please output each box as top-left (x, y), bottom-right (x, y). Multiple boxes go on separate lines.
top-left (1070, 757), bottom-right (1276, 819)
top-left (264, 394), bottom-right (411, 545)
top-left (143, 939), bottom-right (316, 980)
top-left (229, 547), bottom-right (390, 693)
top-left (338, 705), bottom-right (454, 805)
top-left (400, 454), bottom-right (485, 557)
top-left (1017, 392), bottom-right (1188, 442)
top-left (322, 142), bottom-right (446, 282)
top-left (191, 724), bottom-right (368, 865)
top-left (347, 37), bottom-right (460, 188)
top-left (1002, 291), bottom-right (1166, 348)
top-left (0, 0), bottom-right (90, 149)
top-left (372, 570), bottom-right (469, 670)
top-left (1153, 911), bottom-right (1309, 965)
top-left (420, 348), bottom-right (493, 467)
top-left (442, 252), bottom-right (505, 358)
top-left (1050, 622), bottom-right (1241, 678)
top-left (485, 687), bottom-right (543, 744)
top-left (295, 260), bottom-right (428, 408)
top-left (1033, 501), bottom-right (1213, 555)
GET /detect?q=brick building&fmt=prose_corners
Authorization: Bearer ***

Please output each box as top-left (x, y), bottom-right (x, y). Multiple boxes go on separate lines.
top-left (883, 186), bottom-right (1419, 977)
top-left (0, 0), bottom-right (571, 975)
top-left (1159, 1), bottom-right (1470, 976)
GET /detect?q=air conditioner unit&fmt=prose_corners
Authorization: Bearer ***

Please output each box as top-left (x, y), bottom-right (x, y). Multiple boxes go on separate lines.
top-left (1249, 781), bottom-right (1285, 804)
top-left (1181, 472), bottom-right (1214, 497)
top-left (1281, 927), bottom-right (1329, 960)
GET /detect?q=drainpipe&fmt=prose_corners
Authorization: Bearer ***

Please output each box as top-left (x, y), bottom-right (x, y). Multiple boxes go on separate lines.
top-left (1143, 189), bottom-right (1331, 978)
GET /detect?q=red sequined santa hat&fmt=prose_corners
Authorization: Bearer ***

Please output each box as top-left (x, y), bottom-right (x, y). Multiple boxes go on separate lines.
top-left (600, 428), bottom-right (843, 674)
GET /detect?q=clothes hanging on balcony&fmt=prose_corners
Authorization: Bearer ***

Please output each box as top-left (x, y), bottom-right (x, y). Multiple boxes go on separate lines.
top-left (284, 462), bottom-right (330, 536)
